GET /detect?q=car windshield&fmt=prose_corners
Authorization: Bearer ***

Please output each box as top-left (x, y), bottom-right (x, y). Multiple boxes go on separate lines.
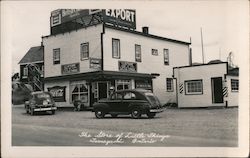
top-left (35, 93), bottom-right (51, 99)
top-left (144, 92), bottom-right (160, 105)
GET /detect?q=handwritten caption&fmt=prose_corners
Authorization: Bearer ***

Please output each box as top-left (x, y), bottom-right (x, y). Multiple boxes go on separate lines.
top-left (79, 131), bottom-right (170, 145)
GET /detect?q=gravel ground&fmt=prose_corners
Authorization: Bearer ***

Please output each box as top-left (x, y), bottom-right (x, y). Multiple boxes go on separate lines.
top-left (12, 105), bottom-right (238, 143)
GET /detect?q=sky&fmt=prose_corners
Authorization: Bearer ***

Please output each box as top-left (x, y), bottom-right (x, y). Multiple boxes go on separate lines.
top-left (1, 0), bottom-right (249, 74)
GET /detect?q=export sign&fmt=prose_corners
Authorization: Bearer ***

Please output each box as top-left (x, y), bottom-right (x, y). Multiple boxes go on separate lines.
top-left (62, 63), bottom-right (80, 75)
top-left (103, 9), bottom-right (136, 29)
top-left (47, 86), bottom-right (66, 102)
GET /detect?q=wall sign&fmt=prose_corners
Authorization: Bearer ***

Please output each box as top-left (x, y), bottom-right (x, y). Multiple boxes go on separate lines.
top-left (62, 63), bottom-right (80, 75)
top-left (118, 61), bottom-right (137, 72)
top-left (89, 58), bottom-right (102, 70)
top-left (103, 9), bottom-right (136, 29)
top-left (47, 86), bottom-right (66, 102)
top-left (135, 80), bottom-right (152, 90)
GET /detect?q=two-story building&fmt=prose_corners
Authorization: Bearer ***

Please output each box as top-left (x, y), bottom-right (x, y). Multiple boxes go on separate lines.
top-left (42, 9), bottom-right (191, 107)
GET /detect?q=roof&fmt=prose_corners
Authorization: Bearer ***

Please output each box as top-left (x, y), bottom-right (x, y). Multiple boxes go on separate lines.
top-left (173, 62), bottom-right (228, 69)
top-left (105, 24), bottom-right (191, 45)
top-left (42, 23), bottom-right (191, 45)
top-left (19, 46), bottom-right (44, 64)
top-left (44, 71), bottom-right (156, 82)
top-left (228, 67), bottom-right (239, 76)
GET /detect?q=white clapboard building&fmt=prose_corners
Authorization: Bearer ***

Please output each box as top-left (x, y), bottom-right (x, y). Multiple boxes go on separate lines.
top-left (42, 9), bottom-right (191, 108)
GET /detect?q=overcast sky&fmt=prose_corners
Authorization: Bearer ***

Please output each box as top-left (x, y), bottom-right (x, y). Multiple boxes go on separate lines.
top-left (2, 0), bottom-right (248, 74)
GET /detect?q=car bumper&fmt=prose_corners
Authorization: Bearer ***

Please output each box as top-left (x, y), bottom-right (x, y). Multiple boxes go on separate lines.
top-left (34, 107), bottom-right (57, 112)
top-left (149, 108), bottom-right (164, 113)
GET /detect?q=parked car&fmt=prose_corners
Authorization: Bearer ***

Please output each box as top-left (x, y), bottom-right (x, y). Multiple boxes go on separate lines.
top-left (25, 91), bottom-right (57, 115)
top-left (93, 89), bottom-right (164, 119)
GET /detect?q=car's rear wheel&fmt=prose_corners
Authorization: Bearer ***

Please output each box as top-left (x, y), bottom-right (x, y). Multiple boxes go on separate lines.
top-left (131, 108), bottom-right (141, 119)
top-left (111, 114), bottom-right (118, 118)
top-left (95, 109), bottom-right (105, 119)
top-left (147, 112), bottom-right (156, 118)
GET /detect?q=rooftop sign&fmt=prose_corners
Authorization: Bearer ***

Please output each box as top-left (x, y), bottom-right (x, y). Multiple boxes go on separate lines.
top-left (50, 9), bottom-right (136, 29)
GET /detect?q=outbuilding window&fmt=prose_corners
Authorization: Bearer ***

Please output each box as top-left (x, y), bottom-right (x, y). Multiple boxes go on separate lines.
top-left (185, 80), bottom-right (203, 95)
top-left (112, 38), bottom-right (120, 59)
top-left (231, 79), bottom-right (239, 92)
top-left (80, 42), bottom-right (89, 60)
top-left (164, 49), bottom-right (169, 65)
top-left (53, 48), bottom-right (60, 64)
top-left (166, 78), bottom-right (173, 92)
top-left (135, 44), bottom-right (141, 62)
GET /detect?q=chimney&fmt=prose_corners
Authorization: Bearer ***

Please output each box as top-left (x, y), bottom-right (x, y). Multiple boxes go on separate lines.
top-left (142, 26), bottom-right (149, 34)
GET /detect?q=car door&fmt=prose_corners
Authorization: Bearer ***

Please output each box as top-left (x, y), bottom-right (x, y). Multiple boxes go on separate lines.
top-left (108, 92), bottom-right (123, 112)
top-left (122, 92), bottom-right (137, 113)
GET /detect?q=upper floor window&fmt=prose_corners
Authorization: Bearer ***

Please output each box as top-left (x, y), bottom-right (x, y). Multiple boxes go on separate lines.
top-left (135, 44), bottom-right (141, 62)
top-left (185, 79), bottom-right (203, 95)
top-left (53, 48), bottom-right (60, 64)
top-left (152, 49), bottom-right (158, 56)
top-left (166, 78), bottom-right (173, 92)
top-left (164, 49), bottom-right (169, 65)
top-left (231, 79), bottom-right (239, 92)
top-left (112, 38), bottom-right (120, 59)
top-left (80, 42), bottom-right (89, 60)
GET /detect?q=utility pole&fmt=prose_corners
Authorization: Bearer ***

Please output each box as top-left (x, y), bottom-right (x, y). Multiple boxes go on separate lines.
top-left (200, 27), bottom-right (205, 64)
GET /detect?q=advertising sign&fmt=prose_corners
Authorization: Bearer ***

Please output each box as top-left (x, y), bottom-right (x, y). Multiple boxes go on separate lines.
top-left (118, 61), bottom-right (137, 72)
top-left (62, 63), bottom-right (80, 75)
top-left (47, 86), bottom-right (66, 102)
top-left (135, 80), bottom-right (152, 90)
top-left (103, 9), bottom-right (136, 29)
top-left (89, 58), bottom-right (102, 70)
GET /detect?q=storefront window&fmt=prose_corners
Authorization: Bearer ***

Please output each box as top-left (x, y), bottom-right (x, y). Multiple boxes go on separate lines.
top-left (116, 80), bottom-right (131, 91)
top-left (71, 83), bottom-right (88, 103)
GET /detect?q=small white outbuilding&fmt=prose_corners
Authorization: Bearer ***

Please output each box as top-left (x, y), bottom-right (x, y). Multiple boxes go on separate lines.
top-left (173, 62), bottom-right (239, 108)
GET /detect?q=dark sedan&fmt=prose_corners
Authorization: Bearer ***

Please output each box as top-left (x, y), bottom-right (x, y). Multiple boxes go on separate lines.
top-left (25, 91), bottom-right (57, 115)
top-left (93, 89), bottom-right (164, 119)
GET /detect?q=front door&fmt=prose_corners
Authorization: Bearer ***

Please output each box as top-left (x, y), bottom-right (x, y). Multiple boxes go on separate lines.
top-left (98, 82), bottom-right (108, 100)
top-left (211, 77), bottom-right (224, 103)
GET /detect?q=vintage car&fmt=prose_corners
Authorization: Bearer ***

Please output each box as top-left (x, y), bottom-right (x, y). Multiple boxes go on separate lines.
top-left (25, 91), bottom-right (57, 115)
top-left (93, 89), bottom-right (164, 119)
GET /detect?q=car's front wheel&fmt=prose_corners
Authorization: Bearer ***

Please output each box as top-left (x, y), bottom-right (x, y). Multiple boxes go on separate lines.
top-left (131, 108), bottom-right (141, 119)
top-left (95, 109), bottom-right (105, 119)
top-left (147, 112), bottom-right (156, 118)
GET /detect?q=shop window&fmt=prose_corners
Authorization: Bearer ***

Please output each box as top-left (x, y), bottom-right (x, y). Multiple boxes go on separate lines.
top-left (80, 42), bottom-right (89, 60)
top-left (53, 48), bottom-right (60, 64)
top-left (23, 67), bottom-right (28, 78)
top-left (166, 78), bottom-right (173, 92)
top-left (71, 83), bottom-right (88, 103)
top-left (116, 80), bottom-right (131, 91)
top-left (231, 79), bottom-right (239, 92)
top-left (185, 80), bottom-right (203, 95)
top-left (152, 49), bottom-right (158, 56)
top-left (135, 44), bottom-right (141, 62)
top-left (112, 38), bottom-right (120, 59)
top-left (164, 49), bottom-right (169, 65)
top-left (123, 92), bottom-right (136, 100)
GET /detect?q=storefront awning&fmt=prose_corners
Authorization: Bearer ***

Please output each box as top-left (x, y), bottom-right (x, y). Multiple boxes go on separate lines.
top-left (44, 71), bottom-right (156, 82)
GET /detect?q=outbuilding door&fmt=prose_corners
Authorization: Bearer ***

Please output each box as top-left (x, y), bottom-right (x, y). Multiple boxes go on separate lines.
top-left (211, 77), bottom-right (224, 103)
